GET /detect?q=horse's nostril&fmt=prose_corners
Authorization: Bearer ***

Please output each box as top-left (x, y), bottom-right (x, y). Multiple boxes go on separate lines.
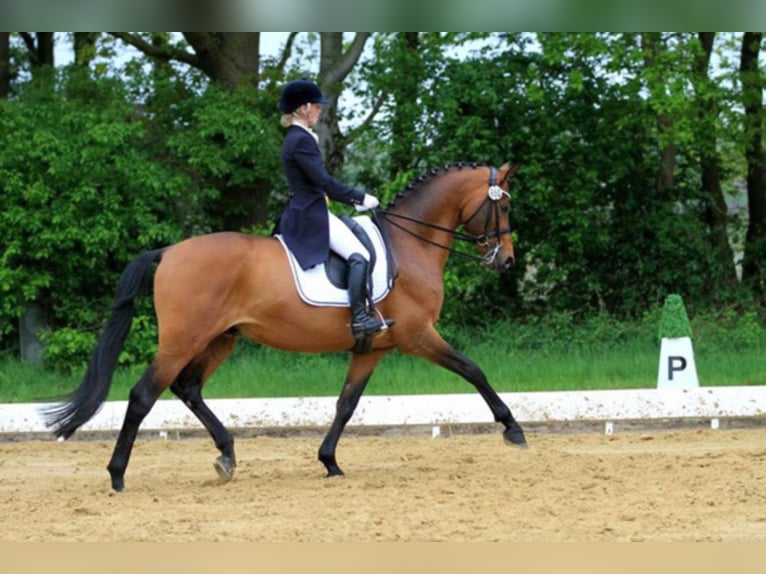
top-left (504, 256), bottom-right (515, 269)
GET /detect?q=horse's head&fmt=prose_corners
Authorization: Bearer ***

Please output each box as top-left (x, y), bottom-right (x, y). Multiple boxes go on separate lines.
top-left (380, 162), bottom-right (519, 272)
top-left (460, 163), bottom-right (519, 271)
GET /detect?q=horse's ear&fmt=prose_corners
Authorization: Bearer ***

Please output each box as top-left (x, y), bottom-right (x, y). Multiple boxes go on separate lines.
top-left (500, 162), bottom-right (520, 185)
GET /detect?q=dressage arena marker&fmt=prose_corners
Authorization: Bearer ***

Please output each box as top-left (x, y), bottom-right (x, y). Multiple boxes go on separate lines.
top-left (710, 418), bottom-right (720, 430)
top-left (1, 386), bottom-right (764, 435)
top-left (604, 421), bottom-right (614, 435)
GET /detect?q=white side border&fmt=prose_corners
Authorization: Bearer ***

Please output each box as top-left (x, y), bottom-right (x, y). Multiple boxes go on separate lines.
top-left (2, 386), bottom-right (765, 434)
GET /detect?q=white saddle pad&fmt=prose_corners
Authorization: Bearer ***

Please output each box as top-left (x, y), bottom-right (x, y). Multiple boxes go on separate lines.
top-left (276, 216), bottom-right (393, 308)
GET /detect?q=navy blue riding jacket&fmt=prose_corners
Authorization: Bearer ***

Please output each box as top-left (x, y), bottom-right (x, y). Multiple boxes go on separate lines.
top-left (276, 125), bottom-right (366, 270)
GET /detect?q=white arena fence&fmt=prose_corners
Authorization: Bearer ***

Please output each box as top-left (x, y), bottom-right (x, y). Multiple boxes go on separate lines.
top-left (1, 386), bottom-right (765, 434)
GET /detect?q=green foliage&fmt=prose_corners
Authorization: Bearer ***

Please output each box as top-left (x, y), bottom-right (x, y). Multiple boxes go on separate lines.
top-left (1, 33), bottom-right (763, 370)
top-left (41, 312), bottom-right (158, 374)
top-left (361, 32), bottom-right (749, 324)
top-left (40, 328), bottom-right (96, 374)
top-left (0, 67), bottom-right (284, 365)
top-left (691, 308), bottom-right (763, 352)
top-left (658, 294), bottom-right (693, 339)
top-left (165, 82), bottom-right (282, 232)
top-left (0, 70), bottom-right (184, 352)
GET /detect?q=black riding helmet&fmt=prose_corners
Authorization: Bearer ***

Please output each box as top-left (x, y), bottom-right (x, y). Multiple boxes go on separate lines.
top-left (279, 79), bottom-right (330, 113)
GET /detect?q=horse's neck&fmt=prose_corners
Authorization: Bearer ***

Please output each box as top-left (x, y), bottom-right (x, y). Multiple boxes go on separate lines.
top-left (407, 181), bottom-right (464, 233)
top-left (388, 189), bottom-right (464, 273)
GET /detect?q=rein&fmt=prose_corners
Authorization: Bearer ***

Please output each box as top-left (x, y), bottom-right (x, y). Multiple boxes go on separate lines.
top-left (377, 167), bottom-right (512, 265)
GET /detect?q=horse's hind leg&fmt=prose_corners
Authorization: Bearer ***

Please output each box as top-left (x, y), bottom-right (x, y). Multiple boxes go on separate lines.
top-left (107, 357), bottom-right (185, 492)
top-left (170, 334), bottom-right (237, 483)
top-left (318, 350), bottom-right (387, 477)
top-left (405, 325), bottom-right (527, 447)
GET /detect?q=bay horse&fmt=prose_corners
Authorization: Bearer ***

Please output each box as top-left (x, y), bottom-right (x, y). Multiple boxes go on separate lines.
top-left (44, 162), bottom-right (527, 492)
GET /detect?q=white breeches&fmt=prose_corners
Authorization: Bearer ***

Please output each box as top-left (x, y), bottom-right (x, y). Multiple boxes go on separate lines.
top-left (328, 212), bottom-right (370, 261)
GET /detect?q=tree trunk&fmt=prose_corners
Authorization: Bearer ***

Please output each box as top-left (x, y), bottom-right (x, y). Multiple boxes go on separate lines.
top-left (694, 32), bottom-right (738, 291)
top-left (20, 32), bottom-right (55, 70)
top-left (641, 33), bottom-right (676, 196)
top-left (182, 33), bottom-right (261, 89)
top-left (111, 33), bottom-right (262, 89)
top-left (316, 32), bottom-right (371, 176)
top-left (36, 32), bottom-right (54, 67)
top-left (390, 33), bottom-right (422, 179)
top-left (0, 32), bottom-right (9, 99)
top-left (15, 33), bottom-right (54, 359)
top-left (740, 32), bottom-right (766, 301)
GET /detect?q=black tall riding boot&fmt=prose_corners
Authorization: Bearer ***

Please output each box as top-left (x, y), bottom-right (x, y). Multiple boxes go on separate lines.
top-left (347, 253), bottom-right (394, 343)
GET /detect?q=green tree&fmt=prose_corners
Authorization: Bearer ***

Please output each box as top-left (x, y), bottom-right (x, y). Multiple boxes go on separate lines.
top-left (693, 32), bottom-right (738, 293)
top-left (740, 32), bottom-right (766, 304)
top-left (111, 32), bottom-right (263, 89)
top-left (0, 32), bottom-right (9, 98)
top-left (0, 72), bottom-right (184, 352)
top-left (1, 32), bottom-right (764, 365)
top-left (405, 32), bottom-right (747, 318)
top-left (0, 66), bottom-right (284, 361)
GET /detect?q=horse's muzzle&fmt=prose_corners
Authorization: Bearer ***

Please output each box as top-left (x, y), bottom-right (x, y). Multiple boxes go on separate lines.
top-left (486, 253), bottom-right (515, 271)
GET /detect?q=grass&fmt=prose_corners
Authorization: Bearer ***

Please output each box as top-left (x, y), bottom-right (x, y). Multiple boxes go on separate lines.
top-left (1, 320), bottom-right (763, 404)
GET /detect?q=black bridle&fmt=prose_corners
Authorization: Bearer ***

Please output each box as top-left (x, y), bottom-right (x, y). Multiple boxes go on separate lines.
top-left (377, 167), bottom-right (513, 265)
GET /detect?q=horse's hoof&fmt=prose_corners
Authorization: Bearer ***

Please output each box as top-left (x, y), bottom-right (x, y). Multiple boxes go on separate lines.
top-left (111, 476), bottom-right (125, 492)
top-left (213, 455), bottom-right (236, 483)
top-left (319, 452), bottom-right (344, 477)
top-left (322, 459), bottom-right (345, 477)
top-left (503, 428), bottom-right (528, 449)
top-left (107, 466), bottom-right (125, 492)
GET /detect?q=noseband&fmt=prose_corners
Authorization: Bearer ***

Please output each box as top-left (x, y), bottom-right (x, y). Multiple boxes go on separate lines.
top-left (378, 166), bottom-right (513, 265)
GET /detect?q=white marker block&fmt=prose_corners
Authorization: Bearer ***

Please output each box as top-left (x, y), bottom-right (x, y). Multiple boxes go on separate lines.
top-left (604, 421), bottom-right (614, 435)
top-left (431, 425), bottom-right (441, 438)
top-left (710, 418), bottom-right (719, 430)
top-left (657, 337), bottom-right (700, 389)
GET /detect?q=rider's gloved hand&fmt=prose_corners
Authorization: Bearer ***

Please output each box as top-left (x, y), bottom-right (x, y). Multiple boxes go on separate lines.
top-left (355, 194), bottom-right (380, 211)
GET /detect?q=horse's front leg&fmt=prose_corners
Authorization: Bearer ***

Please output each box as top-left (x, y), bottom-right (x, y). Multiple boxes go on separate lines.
top-left (406, 325), bottom-right (527, 447)
top-left (318, 350), bottom-right (387, 477)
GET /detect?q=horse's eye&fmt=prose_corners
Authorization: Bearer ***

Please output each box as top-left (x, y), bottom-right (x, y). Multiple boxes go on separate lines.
top-left (501, 205), bottom-right (510, 213)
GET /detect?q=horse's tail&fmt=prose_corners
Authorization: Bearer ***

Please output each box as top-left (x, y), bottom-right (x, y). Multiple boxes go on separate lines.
top-left (43, 248), bottom-right (166, 439)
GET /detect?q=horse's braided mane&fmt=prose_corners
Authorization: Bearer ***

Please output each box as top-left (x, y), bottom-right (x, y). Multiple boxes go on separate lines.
top-left (387, 162), bottom-right (488, 208)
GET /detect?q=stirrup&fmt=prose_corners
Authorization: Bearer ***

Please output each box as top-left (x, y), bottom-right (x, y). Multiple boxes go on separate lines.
top-left (352, 318), bottom-right (386, 338)
top-left (351, 309), bottom-right (395, 339)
